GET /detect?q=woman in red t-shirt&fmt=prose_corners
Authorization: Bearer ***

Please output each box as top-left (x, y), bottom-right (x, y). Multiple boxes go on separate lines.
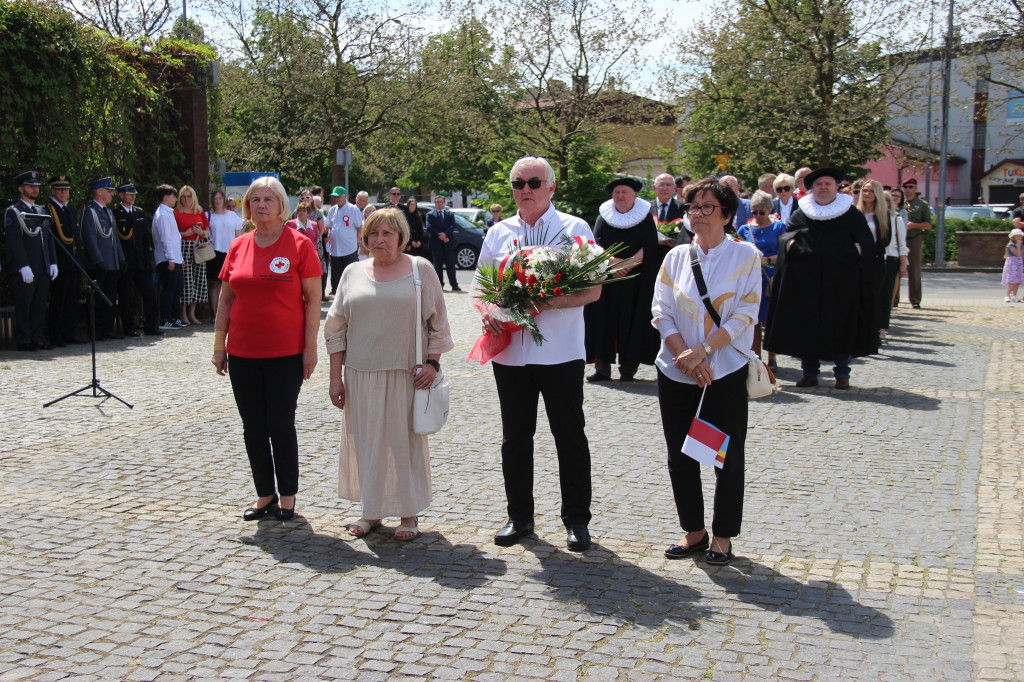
top-left (174, 185), bottom-right (210, 325)
top-left (212, 177), bottom-right (322, 522)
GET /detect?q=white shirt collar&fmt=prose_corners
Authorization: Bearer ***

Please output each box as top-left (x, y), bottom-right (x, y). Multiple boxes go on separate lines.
top-left (598, 197), bottom-right (652, 228)
top-left (121, 203), bottom-right (134, 212)
top-left (798, 193), bottom-right (854, 221)
top-left (51, 198), bottom-right (66, 208)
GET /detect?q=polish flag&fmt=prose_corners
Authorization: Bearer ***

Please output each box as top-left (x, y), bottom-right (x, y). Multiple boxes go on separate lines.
top-left (682, 418), bottom-right (729, 469)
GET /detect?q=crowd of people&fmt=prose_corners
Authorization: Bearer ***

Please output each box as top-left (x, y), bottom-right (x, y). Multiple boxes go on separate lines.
top-left (2, 158), bottom-right (935, 566)
top-left (1, 174), bottom-right (467, 352)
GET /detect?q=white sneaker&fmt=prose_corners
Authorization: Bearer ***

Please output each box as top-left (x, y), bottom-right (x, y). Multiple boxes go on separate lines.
top-left (1006, 296), bottom-right (1013, 303)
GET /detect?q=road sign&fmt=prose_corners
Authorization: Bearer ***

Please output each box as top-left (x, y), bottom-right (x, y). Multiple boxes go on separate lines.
top-left (714, 154), bottom-right (733, 172)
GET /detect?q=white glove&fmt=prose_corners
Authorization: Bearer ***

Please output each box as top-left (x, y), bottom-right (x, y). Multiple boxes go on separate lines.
top-left (49, 264), bottom-right (58, 280)
top-left (19, 266), bottom-right (33, 284)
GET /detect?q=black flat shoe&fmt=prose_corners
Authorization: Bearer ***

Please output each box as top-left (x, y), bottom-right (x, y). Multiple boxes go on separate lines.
top-left (275, 506), bottom-right (295, 521)
top-left (664, 531), bottom-right (710, 559)
top-left (586, 372), bottom-right (611, 383)
top-left (242, 495), bottom-right (278, 521)
top-left (566, 524), bottom-right (591, 552)
top-left (706, 541), bottom-right (734, 565)
top-left (494, 520), bottom-right (535, 547)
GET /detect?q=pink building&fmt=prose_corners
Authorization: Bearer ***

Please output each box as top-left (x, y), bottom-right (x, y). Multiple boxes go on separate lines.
top-left (862, 142), bottom-right (966, 204)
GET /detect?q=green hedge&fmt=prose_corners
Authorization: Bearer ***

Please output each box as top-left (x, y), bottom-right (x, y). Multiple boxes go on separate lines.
top-left (921, 217), bottom-right (1012, 264)
top-left (0, 0), bottom-right (215, 305)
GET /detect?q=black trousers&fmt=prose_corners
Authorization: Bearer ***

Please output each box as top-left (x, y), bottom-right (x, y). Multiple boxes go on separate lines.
top-left (329, 252), bottom-right (359, 296)
top-left (48, 268), bottom-right (81, 342)
top-left (156, 262), bottom-right (183, 323)
top-left (657, 367), bottom-right (747, 538)
top-left (492, 360), bottom-right (592, 526)
top-left (88, 269), bottom-right (120, 336)
top-left (228, 354), bottom-right (304, 497)
top-left (117, 268), bottom-right (159, 333)
top-left (429, 239), bottom-right (458, 288)
top-left (13, 273), bottom-right (48, 345)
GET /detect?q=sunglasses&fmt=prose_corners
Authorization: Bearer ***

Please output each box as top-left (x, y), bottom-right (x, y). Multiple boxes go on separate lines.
top-left (511, 178), bottom-right (544, 190)
top-left (902, 184), bottom-right (916, 189)
top-left (752, 210), bottom-right (769, 216)
top-left (775, 186), bottom-right (792, 192)
top-left (390, 191), bottom-right (401, 195)
top-left (300, 196), bottom-right (312, 200)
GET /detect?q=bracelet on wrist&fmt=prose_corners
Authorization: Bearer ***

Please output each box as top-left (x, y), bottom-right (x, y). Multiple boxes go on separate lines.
top-left (424, 359), bottom-right (440, 372)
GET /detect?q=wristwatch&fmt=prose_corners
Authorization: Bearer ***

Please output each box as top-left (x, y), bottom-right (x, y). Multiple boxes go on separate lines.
top-left (701, 341), bottom-right (713, 356)
top-left (424, 359), bottom-right (441, 372)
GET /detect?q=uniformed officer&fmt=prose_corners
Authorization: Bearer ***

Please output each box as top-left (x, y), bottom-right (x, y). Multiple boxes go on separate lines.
top-left (79, 176), bottom-right (126, 340)
top-left (45, 174), bottom-right (84, 346)
top-left (112, 182), bottom-right (161, 336)
top-left (4, 171), bottom-right (58, 351)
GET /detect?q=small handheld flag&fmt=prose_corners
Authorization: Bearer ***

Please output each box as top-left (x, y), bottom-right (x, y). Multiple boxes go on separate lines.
top-left (682, 416), bottom-right (729, 469)
top-left (681, 381), bottom-right (729, 469)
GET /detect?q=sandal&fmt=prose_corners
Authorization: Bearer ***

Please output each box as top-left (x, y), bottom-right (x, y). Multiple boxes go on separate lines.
top-left (347, 519), bottom-right (381, 538)
top-left (394, 517), bottom-right (419, 541)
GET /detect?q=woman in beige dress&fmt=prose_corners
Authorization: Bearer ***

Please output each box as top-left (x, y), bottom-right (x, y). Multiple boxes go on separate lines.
top-left (324, 208), bottom-right (454, 540)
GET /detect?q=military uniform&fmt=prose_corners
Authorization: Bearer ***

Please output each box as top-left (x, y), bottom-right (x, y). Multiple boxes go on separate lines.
top-left (79, 177), bottom-right (126, 339)
top-left (46, 175), bottom-right (83, 344)
top-left (4, 171), bottom-right (57, 350)
top-left (112, 183), bottom-right (160, 335)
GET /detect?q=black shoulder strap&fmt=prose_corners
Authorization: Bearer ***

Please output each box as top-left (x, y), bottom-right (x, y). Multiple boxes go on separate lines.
top-left (688, 244), bottom-right (721, 328)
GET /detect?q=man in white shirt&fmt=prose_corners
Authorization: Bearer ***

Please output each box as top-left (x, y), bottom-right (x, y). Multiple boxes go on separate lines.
top-left (477, 156), bottom-right (603, 552)
top-left (151, 184), bottom-right (185, 329)
top-left (325, 186), bottom-right (362, 295)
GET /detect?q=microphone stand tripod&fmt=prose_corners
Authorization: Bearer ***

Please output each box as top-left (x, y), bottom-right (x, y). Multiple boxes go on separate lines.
top-left (33, 212), bottom-right (133, 409)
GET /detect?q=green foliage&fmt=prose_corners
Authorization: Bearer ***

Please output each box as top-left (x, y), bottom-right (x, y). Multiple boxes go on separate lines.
top-left (921, 217), bottom-right (1012, 263)
top-left (677, 0), bottom-right (895, 187)
top-left (0, 0), bottom-right (215, 208)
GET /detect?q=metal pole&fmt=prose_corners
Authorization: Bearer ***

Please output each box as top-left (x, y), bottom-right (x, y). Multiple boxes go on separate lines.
top-left (925, 4), bottom-right (934, 205)
top-left (345, 164), bottom-right (349, 196)
top-left (936, 0), bottom-right (954, 266)
top-left (182, 0), bottom-right (188, 40)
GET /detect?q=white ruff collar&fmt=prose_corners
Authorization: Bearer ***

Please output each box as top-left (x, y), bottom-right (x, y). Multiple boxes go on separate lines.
top-left (599, 197), bottom-right (652, 229)
top-left (798, 193), bottom-right (854, 221)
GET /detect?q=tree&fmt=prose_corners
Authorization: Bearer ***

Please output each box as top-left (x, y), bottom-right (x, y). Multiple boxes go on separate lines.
top-left (676, 0), bottom-right (925, 185)
top-left (212, 0), bottom-right (416, 190)
top-left (490, 0), bottom-right (655, 185)
top-left (69, 0), bottom-right (174, 40)
top-left (169, 13), bottom-right (206, 43)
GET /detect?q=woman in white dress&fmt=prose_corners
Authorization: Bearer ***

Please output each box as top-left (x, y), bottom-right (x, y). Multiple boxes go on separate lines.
top-left (324, 208), bottom-right (454, 541)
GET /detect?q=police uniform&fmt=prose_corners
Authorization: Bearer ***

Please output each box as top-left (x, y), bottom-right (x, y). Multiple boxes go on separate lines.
top-left (79, 176), bottom-right (126, 339)
top-left (4, 171), bottom-right (57, 350)
top-left (46, 175), bottom-right (84, 345)
top-left (112, 183), bottom-right (160, 335)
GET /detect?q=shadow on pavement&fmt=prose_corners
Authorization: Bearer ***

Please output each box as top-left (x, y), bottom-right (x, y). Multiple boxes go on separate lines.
top-left (701, 559), bottom-right (896, 639)
top-left (524, 538), bottom-right (713, 627)
top-left (872, 353), bottom-right (955, 367)
top-left (243, 515), bottom-right (507, 589)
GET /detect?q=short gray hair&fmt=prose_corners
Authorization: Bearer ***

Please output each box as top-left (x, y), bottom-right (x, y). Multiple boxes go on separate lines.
top-left (509, 156), bottom-right (556, 185)
top-left (242, 177), bottom-right (289, 222)
top-left (750, 190), bottom-right (774, 212)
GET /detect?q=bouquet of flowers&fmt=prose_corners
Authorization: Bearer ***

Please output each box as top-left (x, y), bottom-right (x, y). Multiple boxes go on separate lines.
top-left (468, 235), bottom-right (632, 364)
top-left (657, 217), bottom-right (685, 237)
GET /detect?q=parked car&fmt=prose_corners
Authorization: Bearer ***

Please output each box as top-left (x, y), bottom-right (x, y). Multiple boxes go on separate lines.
top-left (452, 207), bottom-right (491, 229)
top-left (416, 207), bottom-right (484, 269)
top-left (945, 204), bottom-right (1014, 221)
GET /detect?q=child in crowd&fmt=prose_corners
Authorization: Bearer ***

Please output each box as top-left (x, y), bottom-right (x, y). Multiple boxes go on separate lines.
top-left (1002, 228), bottom-right (1024, 302)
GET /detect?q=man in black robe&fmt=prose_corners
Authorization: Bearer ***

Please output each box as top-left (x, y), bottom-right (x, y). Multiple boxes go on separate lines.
top-left (764, 167), bottom-right (878, 389)
top-left (113, 182), bottom-right (162, 336)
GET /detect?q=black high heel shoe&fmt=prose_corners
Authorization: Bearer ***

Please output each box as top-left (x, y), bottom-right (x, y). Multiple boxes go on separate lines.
top-left (242, 495), bottom-right (278, 521)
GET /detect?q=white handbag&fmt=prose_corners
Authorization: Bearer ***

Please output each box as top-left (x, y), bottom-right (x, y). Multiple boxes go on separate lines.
top-left (733, 343), bottom-right (777, 399)
top-left (412, 262), bottom-right (450, 434)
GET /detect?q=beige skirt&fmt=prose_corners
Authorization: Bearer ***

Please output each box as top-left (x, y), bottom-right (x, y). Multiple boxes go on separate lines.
top-left (339, 367), bottom-right (431, 518)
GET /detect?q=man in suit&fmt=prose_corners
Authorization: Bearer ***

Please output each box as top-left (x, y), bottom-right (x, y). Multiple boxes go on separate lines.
top-left (79, 176), bottom-right (126, 339)
top-left (4, 171), bottom-right (58, 350)
top-left (426, 195), bottom-right (459, 290)
top-left (113, 182), bottom-right (161, 336)
top-left (722, 175), bottom-right (752, 231)
top-left (651, 173), bottom-right (690, 248)
top-left (45, 174), bottom-right (84, 345)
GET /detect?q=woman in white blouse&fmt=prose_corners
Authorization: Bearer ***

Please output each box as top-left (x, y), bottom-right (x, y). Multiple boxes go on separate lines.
top-left (207, 190), bottom-right (243, 320)
top-left (652, 177), bottom-right (761, 566)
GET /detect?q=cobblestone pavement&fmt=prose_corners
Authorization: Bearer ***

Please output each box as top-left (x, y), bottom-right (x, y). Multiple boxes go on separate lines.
top-left (1, 287), bottom-right (1022, 680)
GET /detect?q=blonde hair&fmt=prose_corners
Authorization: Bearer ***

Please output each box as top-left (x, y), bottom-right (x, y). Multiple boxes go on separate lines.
top-left (361, 207), bottom-right (410, 252)
top-left (855, 179), bottom-right (890, 245)
top-left (242, 176), bottom-right (290, 223)
top-left (177, 185), bottom-right (203, 214)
